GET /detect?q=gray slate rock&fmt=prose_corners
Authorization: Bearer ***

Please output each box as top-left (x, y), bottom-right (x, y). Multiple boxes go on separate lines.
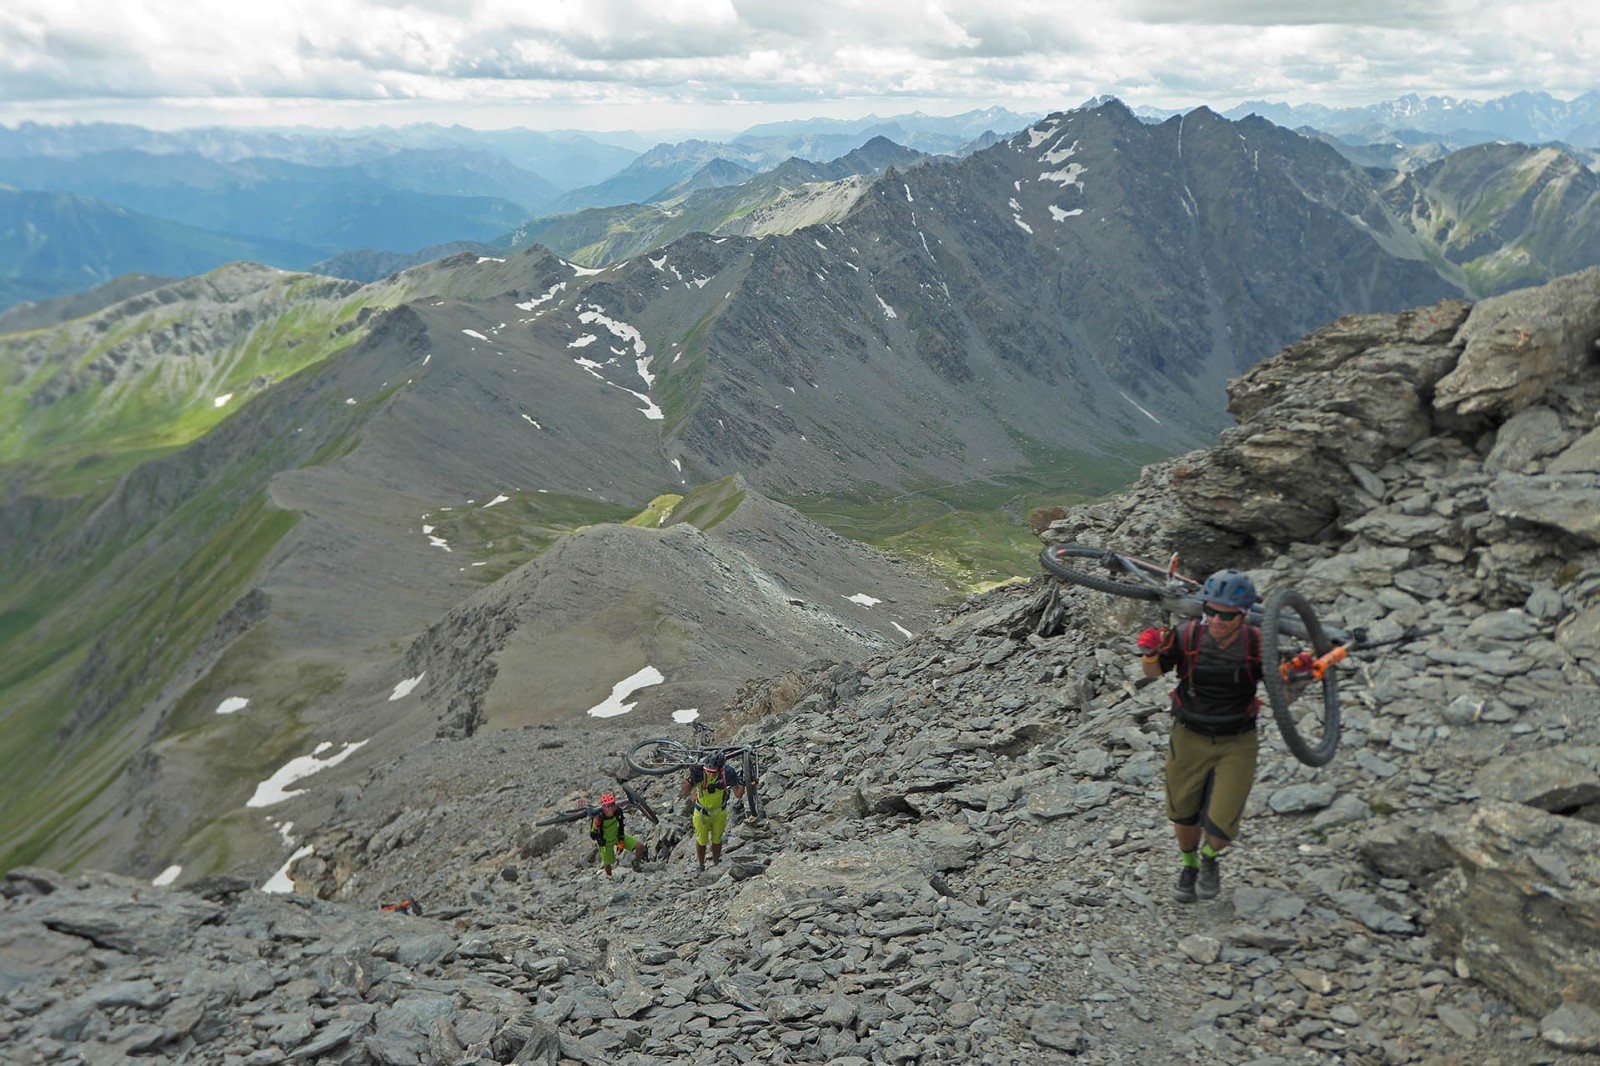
top-left (1267, 783), bottom-right (1337, 814)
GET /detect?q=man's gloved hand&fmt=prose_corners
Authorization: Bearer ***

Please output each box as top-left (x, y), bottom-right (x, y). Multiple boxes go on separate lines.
top-left (1289, 650), bottom-right (1316, 671)
top-left (1136, 627), bottom-right (1169, 654)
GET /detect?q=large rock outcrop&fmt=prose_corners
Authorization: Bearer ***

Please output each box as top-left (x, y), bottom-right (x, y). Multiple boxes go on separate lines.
top-left (1048, 269), bottom-right (1600, 614)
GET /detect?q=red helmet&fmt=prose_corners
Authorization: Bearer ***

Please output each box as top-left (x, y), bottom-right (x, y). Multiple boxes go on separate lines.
top-left (599, 791), bottom-right (617, 809)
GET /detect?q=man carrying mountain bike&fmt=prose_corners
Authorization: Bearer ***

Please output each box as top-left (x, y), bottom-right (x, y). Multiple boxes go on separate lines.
top-left (1137, 569), bottom-right (1312, 903)
top-left (590, 792), bottom-right (645, 877)
top-left (681, 752), bottom-right (745, 872)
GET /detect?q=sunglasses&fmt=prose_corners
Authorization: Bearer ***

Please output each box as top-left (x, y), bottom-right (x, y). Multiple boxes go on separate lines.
top-left (1203, 605), bottom-right (1243, 621)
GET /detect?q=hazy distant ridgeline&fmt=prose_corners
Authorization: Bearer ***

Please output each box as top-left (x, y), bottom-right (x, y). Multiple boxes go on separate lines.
top-left (0, 109), bottom-right (1042, 314)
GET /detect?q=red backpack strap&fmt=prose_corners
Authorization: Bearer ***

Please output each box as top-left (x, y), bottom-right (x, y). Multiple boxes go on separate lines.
top-left (1180, 620), bottom-right (1203, 676)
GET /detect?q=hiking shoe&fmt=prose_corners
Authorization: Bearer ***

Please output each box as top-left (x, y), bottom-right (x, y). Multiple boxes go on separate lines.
top-left (1197, 856), bottom-right (1221, 900)
top-left (1173, 865), bottom-right (1198, 903)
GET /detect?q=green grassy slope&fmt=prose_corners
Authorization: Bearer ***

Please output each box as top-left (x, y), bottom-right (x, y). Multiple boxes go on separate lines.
top-left (0, 269), bottom-right (407, 868)
top-left (787, 440), bottom-right (1166, 590)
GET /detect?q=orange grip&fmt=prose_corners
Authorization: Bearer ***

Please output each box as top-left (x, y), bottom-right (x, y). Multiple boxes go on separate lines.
top-left (1311, 646), bottom-right (1347, 679)
top-left (1279, 645), bottom-right (1348, 683)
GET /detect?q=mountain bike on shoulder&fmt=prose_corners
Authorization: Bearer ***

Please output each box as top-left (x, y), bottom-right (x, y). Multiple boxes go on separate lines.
top-left (624, 720), bottom-right (775, 820)
top-left (1040, 543), bottom-right (1437, 767)
top-left (533, 784), bottom-right (659, 826)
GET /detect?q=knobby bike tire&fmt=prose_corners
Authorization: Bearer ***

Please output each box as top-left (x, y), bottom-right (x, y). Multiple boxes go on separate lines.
top-left (1260, 586), bottom-right (1342, 767)
top-left (741, 749), bottom-right (764, 820)
top-left (625, 737), bottom-right (695, 776)
top-left (1039, 544), bottom-right (1165, 601)
top-left (622, 785), bottom-right (659, 824)
top-left (533, 807), bottom-right (592, 826)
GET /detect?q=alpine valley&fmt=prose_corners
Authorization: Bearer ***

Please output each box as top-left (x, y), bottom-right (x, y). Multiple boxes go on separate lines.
top-left (0, 95), bottom-right (1600, 1056)
top-left (0, 96), bottom-right (1562, 877)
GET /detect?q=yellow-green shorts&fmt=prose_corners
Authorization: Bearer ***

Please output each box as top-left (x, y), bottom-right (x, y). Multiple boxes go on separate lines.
top-left (692, 806), bottom-right (728, 846)
top-left (1164, 722), bottom-right (1259, 842)
top-left (597, 834), bottom-right (639, 866)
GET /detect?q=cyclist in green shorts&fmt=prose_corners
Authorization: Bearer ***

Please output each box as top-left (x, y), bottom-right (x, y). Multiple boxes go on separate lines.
top-left (589, 792), bottom-right (644, 877)
top-left (1137, 569), bottom-right (1299, 903)
top-left (681, 752), bottom-right (745, 871)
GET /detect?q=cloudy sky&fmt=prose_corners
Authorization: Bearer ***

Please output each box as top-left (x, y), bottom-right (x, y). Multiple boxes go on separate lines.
top-left (0, 0), bottom-right (1590, 134)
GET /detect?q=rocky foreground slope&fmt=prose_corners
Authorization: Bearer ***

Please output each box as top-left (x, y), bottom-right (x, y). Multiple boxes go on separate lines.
top-left (6, 269), bottom-right (1600, 1064)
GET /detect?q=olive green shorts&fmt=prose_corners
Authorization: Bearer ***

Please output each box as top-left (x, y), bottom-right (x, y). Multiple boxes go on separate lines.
top-left (1164, 722), bottom-right (1260, 842)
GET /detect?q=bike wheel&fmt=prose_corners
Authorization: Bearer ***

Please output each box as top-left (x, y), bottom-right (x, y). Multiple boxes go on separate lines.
top-left (740, 749), bottom-right (764, 820)
top-left (625, 737), bottom-right (695, 776)
top-left (1260, 586), bottom-right (1341, 767)
top-left (1039, 544), bottom-right (1171, 601)
top-left (622, 785), bottom-right (659, 824)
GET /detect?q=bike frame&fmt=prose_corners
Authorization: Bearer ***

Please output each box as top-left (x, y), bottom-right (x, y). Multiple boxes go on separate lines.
top-left (1088, 549), bottom-right (1357, 647)
top-left (1042, 541), bottom-right (1361, 767)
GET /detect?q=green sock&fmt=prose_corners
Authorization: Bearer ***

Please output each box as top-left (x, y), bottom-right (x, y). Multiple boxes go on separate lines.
top-left (1180, 849), bottom-right (1199, 869)
top-left (1201, 842), bottom-right (1220, 860)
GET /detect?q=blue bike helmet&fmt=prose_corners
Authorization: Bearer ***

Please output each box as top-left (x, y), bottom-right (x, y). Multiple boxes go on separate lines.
top-left (1201, 569), bottom-right (1257, 610)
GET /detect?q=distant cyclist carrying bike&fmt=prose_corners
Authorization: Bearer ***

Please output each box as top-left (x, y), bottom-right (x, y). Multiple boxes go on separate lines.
top-left (1137, 569), bottom-right (1312, 903)
top-left (681, 752), bottom-right (745, 872)
top-left (590, 792), bottom-right (645, 877)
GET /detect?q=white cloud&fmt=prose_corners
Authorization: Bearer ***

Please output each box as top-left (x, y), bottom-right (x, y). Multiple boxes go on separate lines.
top-left (0, 1), bottom-right (1593, 127)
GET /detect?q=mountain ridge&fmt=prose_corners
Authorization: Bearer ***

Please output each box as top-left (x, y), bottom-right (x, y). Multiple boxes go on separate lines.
top-left (11, 97), bottom-right (1600, 317)
top-left (499, 136), bottom-right (930, 269)
top-left (0, 99), bottom-right (1577, 883)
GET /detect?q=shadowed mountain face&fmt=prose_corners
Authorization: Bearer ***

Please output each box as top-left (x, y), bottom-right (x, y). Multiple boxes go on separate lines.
top-left (0, 101), bottom-right (1489, 879)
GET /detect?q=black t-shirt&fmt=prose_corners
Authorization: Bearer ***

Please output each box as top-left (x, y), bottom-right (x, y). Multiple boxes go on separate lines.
top-left (1158, 622), bottom-right (1260, 733)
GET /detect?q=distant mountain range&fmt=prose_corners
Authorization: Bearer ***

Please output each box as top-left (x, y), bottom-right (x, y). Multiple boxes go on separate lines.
top-left (0, 188), bottom-right (323, 311)
top-left (1131, 90), bottom-right (1600, 150)
top-left (499, 136), bottom-right (932, 270)
top-left (0, 151), bottom-right (536, 251)
top-left (0, 121), bottom-right (638, 190)
top-left (544, 107), bottom-right (1039, 214)
top-left (0, 109), bottom-right (1041, 313)
top-left (1383, 142), bottom-right (1600, 294)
